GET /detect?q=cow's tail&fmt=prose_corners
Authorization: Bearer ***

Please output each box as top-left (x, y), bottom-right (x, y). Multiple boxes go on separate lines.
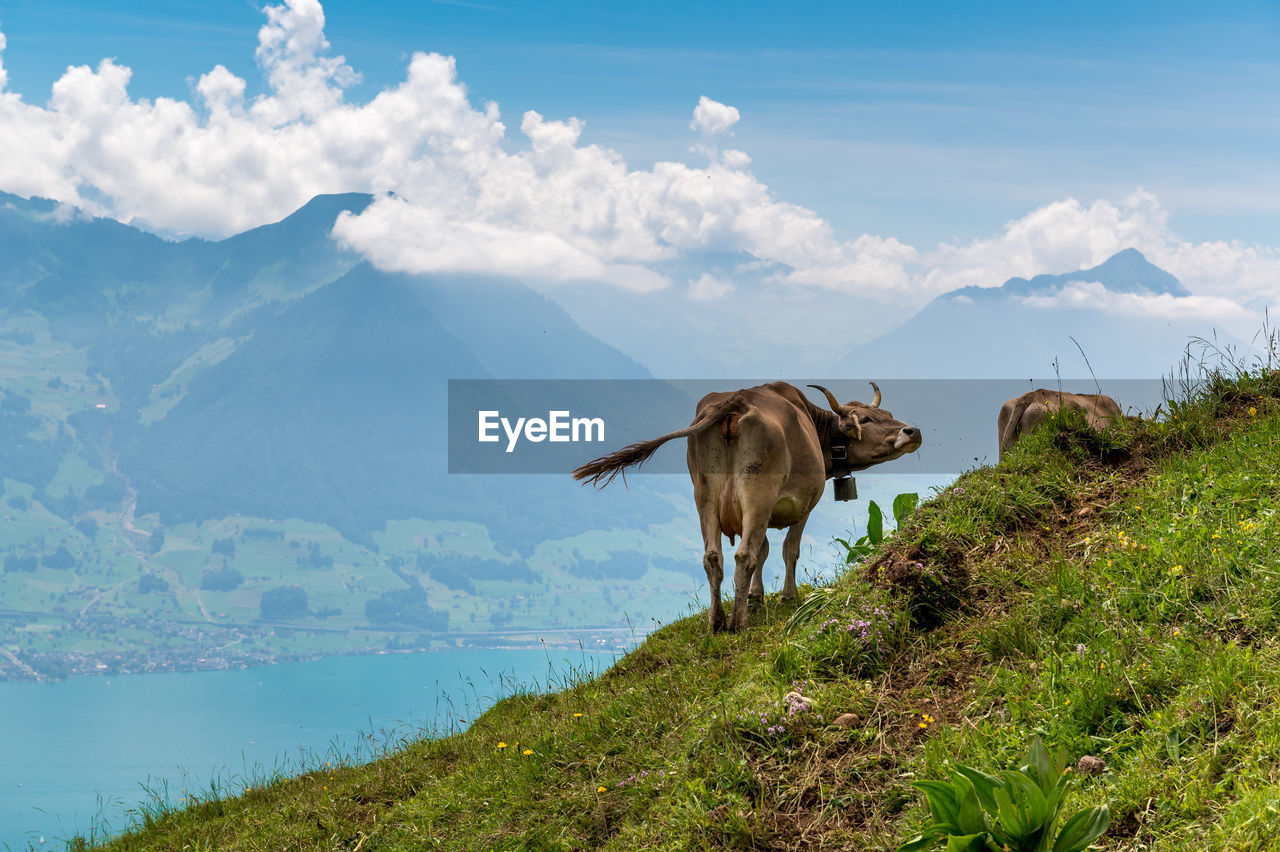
top-left (572, 394), bottom-right (745, 488)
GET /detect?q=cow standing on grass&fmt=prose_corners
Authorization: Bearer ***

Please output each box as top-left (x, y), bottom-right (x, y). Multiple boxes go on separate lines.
top-left (997, 389), bottom-right (1124, 459)
top-left (573, 382), bottom-right (923, 632)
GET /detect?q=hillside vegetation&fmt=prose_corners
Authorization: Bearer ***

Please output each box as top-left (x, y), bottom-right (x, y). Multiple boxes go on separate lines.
top-left (85, 367), bottom-right (1280, 851)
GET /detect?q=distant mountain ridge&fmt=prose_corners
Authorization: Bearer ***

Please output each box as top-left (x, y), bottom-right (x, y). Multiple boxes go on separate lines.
top-left (946, 248), bottom-right (1190, 302)
top-left (836, 249), bottom-right (1245, 379)
top-left (0, 190), bottom-right (666, 550)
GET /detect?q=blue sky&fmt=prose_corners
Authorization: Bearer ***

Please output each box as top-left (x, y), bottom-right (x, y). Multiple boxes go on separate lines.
top-left (1, 0), bottom-right (1277, 246)
top-left (0, 0), bottom-right (1277, 320)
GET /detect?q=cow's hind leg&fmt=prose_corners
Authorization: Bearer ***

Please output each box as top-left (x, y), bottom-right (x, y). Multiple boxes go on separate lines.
top-left (731, 524), bottom-right (767, 630)
top-left (747, 536), bottom-right (768, 607)
top-left (781, 519), bottom-right (807, 601)
top-left (699, 509), bottom-right (726, 632)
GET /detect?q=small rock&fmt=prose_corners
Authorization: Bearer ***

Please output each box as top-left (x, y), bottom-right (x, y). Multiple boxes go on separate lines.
top-left (783, 691), bottom-right (813, 707)
top-left (1076, 755), bottom-right (1106, 776)
top-left (832, 713), bottom-right (861, 727)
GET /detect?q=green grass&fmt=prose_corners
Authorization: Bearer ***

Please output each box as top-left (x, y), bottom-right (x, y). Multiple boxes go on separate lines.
top-left (80, 368), bottom-right (1280, 850)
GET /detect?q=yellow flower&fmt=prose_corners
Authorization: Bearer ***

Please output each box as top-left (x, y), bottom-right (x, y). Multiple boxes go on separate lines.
top-left (1249, 406), bottom-right (1257, 417)
top-left (573, 712), bottom-right (584, 718)
top-left (497, 741), bottom-right (507, 749)
top-left (597, 786), bottom-right (607, 793)
top-left (1170, 564), bottom-right (1183, 574)
top-left (523, 749), bottom-right (533, 755)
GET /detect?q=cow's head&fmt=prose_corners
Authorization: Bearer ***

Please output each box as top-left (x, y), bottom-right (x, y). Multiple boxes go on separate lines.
top-left (808, 382), bottom-right (923, 470)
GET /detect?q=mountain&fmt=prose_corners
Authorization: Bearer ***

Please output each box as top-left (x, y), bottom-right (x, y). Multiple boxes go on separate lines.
top-left (0, 192), bottom-right (700, 677)
top-left (836, 249), bottom-right (1246, 379)
top-left (984, 247), bottom-right (1188, 299)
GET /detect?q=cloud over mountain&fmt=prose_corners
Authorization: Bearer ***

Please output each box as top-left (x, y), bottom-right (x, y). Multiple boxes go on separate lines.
top-left (0, 0), bottom-right (1277, 317)
top-left (1020, 281), bottom-right (1249, 322)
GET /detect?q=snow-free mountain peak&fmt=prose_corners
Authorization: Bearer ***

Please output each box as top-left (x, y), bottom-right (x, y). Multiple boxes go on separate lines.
top-left (836, 249), bottom-right (1241, 378)
top-left (946, 248), bottom-right (1189, 304)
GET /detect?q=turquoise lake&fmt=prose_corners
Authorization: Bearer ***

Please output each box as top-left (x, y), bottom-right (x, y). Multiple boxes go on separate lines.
top-left (0, 649), bottom-right (617, 849)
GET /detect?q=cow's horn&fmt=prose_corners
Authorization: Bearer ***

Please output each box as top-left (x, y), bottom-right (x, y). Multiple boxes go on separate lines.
top-left (870, 381), bottom-right (881, 408)
top-left (807, 384), bottom-right (844, 414)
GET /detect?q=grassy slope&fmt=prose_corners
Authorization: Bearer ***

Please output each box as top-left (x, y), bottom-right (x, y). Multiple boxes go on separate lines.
top-left (89, 371), bottom-right (1280, 851)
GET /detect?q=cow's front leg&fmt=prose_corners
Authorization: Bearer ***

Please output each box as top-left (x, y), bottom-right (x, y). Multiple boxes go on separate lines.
top-left (747, 536), bottom-right (768, 607)
top-left (731, 527), bottom-right (767, 630)
top-left (781, 520), bottom-right (807, 601)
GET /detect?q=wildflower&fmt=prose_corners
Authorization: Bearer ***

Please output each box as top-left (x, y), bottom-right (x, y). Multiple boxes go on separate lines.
top-left (573, 712), bottom-right (584, 718)
top-left (1250, 406), bottom-right (1258, 417)
top-left (597, 786), bottom-right (607, 793)
top-left (1169, 564), bottom-right (1183, 575)
top-left (523, 749), bottom-right (533, 755)
top-left (497, 741), bottom-right (507, 749)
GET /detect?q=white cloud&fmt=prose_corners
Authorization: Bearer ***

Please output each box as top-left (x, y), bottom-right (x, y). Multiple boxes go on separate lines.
top-left (920, 192), bottom-right (1171, 295)
top-left (919, 191), bottom-right (1280, 312)
top-left (688, 272), bottom-right (734, 300)
top-left (252, 0), bottom-right (359, 125)
top-left (1021, 280), bottom-right (1251, 322)
top-left (0, 1), bottom-right (1278, 316)
top-left (690, 96), bottom-right (740, 135)
top-left (333, 195), bottom-right (669, 291)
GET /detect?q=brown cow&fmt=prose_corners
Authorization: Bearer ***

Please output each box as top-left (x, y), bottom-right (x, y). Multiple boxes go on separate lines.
top-left (997, 389), bottom-right (1124, 458)
top-left (573, 381), bottom-right (922, 631)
